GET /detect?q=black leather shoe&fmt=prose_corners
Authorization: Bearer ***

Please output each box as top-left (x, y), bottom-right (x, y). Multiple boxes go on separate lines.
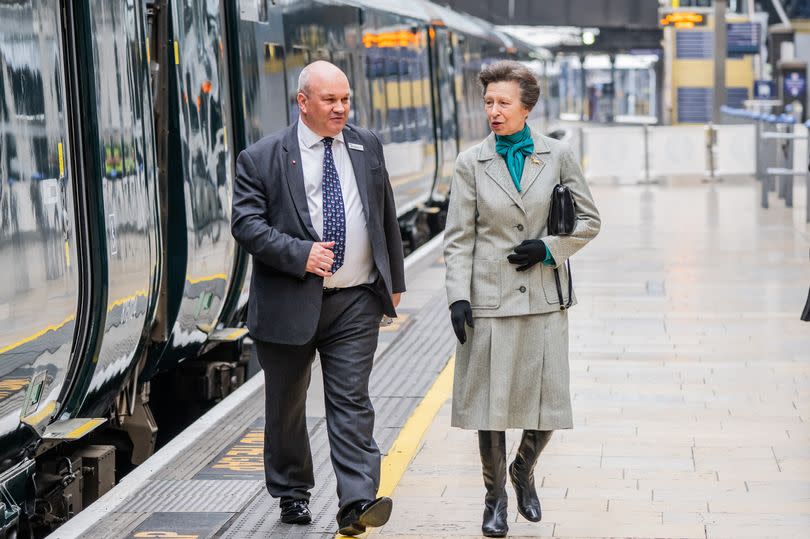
top-left (280, 497), bottom-right (311, 525)
top-left (337, 497), bottom-right (393, 536)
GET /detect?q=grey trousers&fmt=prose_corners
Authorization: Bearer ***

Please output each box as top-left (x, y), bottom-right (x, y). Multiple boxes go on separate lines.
top-left (255, 285), bottom-right (384, 509)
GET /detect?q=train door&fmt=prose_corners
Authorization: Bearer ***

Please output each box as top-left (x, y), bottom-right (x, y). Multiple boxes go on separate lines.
top-left (57, 0), bottom-right (161, 418)
top-left (144, 0), bottom-right (240, 374)
top-left (428, 25), bottom-right (459, 201)
top-left (0, 0), bottom-right (82, 457)
top-left (219, 1), bottom-right (288, 329)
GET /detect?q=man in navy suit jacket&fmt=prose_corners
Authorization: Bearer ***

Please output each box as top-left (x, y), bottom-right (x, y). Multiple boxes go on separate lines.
top-left (231, 61), bottom-right (405, 535)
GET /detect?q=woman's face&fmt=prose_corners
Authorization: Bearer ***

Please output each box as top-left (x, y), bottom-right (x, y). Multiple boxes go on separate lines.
top-left (484, 80), bottom-right (529, 136)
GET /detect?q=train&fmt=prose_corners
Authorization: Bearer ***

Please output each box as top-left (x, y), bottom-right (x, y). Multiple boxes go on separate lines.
top-left (0, 0), bottom-right (537, 535)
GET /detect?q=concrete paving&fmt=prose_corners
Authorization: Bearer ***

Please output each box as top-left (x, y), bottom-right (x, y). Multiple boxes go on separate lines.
top-left (370, 176), bottom-right (810, 538)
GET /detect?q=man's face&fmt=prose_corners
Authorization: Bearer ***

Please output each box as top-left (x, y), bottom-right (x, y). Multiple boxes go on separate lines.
top-left (298, 73), bottom-right (351, 137)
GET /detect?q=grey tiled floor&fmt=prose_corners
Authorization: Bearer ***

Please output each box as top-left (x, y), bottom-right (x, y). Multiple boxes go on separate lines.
top-left (372, 176), bottom-right (810, 538)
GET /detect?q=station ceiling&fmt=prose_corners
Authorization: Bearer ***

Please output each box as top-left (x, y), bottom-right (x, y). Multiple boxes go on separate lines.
top-left (438, 0), bottom-right (663, 54)
top-left (437, 0), bottom-right (660, 29)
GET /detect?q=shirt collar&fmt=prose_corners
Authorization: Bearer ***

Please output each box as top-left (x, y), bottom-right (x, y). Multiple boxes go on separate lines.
top-left (297, 119), bottom-right (345, 149)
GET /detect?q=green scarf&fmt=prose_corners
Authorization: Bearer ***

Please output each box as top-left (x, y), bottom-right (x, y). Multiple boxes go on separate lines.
top-left (495, 124), bottom-right (534, 193)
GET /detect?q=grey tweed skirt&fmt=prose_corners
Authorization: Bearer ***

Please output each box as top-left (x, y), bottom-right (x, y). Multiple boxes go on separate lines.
top-left (451, 310), bottom-right (573, 431)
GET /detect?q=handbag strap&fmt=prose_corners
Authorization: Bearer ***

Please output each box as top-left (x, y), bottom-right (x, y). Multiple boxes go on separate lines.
top-left (552, 260), bottom-right (573, 310)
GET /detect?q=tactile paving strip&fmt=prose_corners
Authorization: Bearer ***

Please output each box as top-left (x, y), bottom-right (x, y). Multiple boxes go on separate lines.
top-left (160, 388), bottom-right (265, 480)
top-left (118, 479), bottom-right (263, 512)
top-left (220, 290), bottom-right (455, 537)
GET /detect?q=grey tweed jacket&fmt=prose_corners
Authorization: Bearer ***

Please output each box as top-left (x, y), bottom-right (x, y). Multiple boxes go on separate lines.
top-left (444, 129), bottom-right (601, 317)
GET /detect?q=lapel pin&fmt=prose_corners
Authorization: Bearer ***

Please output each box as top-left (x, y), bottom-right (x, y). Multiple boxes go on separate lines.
top-left (292, 160), bottom-right (296, 165)
top-left (531, 156), bottom-right (541, 165)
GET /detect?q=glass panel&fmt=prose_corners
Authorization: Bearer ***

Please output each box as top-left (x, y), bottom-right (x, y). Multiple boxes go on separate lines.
top-left (234, 3), bottom-right (289, 143)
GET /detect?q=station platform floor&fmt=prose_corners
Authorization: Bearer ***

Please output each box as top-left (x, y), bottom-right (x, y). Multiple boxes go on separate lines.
top-left (50, 174), bottom-right (810, 539)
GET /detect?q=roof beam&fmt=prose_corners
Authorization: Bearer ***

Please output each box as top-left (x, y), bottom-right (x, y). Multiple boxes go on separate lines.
top-left (437, 0), bottom-right (660, 29)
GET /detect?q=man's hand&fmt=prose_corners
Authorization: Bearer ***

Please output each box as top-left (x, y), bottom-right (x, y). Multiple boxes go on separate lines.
top-left (391, 293), bottom-right (402, 309)
top-left (306, 241), bottom-right (335, 277)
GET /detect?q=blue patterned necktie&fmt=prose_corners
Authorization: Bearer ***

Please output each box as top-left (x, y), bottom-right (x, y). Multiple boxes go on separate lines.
top-left (321, 137), bottom-right (346, 273)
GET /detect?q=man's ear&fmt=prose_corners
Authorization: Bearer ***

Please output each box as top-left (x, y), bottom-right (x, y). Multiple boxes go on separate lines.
top-left (297, 92), bottom-right (307, 114)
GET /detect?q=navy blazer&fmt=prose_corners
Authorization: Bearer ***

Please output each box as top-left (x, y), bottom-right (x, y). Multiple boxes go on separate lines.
top-left (231, 123), bottom-right (406, 345)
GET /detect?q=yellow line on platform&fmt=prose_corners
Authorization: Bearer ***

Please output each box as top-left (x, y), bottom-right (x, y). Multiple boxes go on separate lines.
top-left (336, 355), bottom-right (455, 539)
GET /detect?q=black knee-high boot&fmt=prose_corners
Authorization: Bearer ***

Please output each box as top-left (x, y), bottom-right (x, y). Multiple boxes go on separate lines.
top-left (478, 430), bottom-right (508, 537)
top-left (509, 430), bottom-right (552, 522)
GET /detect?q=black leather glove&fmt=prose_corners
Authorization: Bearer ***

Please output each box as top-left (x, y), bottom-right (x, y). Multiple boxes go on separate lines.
top-left (449, 300), bottom-right (474, 344)
top-left (507, 239), bottom-right (547, 272)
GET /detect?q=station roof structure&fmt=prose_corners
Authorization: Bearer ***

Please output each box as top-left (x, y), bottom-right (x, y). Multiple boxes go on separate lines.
top-left (437, 0), bottom-right (664, 54)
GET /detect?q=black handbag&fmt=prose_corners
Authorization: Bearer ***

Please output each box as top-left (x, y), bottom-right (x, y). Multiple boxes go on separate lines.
top-left (547, 181), bottom-right (576, 310)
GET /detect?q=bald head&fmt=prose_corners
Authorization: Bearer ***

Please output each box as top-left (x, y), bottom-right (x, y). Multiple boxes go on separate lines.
top-left (297, 61), bottom-right (349, 96)
top-left (296, 61), bottom-right (351, 137)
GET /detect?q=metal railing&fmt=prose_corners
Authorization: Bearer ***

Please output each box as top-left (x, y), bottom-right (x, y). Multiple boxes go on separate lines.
top-left (721, 107), bottom-right (810, 223)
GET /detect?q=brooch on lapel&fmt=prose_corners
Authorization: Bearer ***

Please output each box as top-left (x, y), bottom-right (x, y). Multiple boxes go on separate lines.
top-left (530, 156), bottom-right (542, 165)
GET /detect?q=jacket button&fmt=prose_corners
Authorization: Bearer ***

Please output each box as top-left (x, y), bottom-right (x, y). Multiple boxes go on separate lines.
top-left (519, 286), bottom-right (526, 293)
top-left (517, 224), bottom-right (524, 231)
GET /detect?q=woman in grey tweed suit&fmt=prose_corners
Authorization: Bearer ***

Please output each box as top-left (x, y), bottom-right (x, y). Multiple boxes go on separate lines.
top-left (444, 61), bottom-right (600, 537)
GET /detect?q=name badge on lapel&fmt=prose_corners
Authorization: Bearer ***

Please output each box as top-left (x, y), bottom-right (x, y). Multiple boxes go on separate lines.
top-left (348, 142), bottom-right (364, 151)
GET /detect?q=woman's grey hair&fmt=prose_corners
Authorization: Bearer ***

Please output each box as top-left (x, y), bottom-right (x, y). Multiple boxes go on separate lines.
top-left (479, 60), bottom-right (540, 111)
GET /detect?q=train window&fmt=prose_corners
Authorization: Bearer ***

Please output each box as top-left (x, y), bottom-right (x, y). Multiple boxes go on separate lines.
top-left (287, 46), bottom-right (311, 122)
top-left (238, 25), bottom-right (287, 141)
top-left (265, 43), bottom-right (285, 64)
top-left (367, 47), bottom-right (389, 143)
top-left (292, 46), bottom-right (311, 63)
top-left (313, 47), bottom-right (330, 61)
top-left (352, 51), bottom-right (371, 128)
top-left (385, 48), bottom-right (403, 143)
top-left (332, 50), bottom-right (364, 125)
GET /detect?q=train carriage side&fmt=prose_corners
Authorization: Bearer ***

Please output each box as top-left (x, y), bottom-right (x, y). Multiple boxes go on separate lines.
top-left (0, 0), bottom-right (162, 531)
